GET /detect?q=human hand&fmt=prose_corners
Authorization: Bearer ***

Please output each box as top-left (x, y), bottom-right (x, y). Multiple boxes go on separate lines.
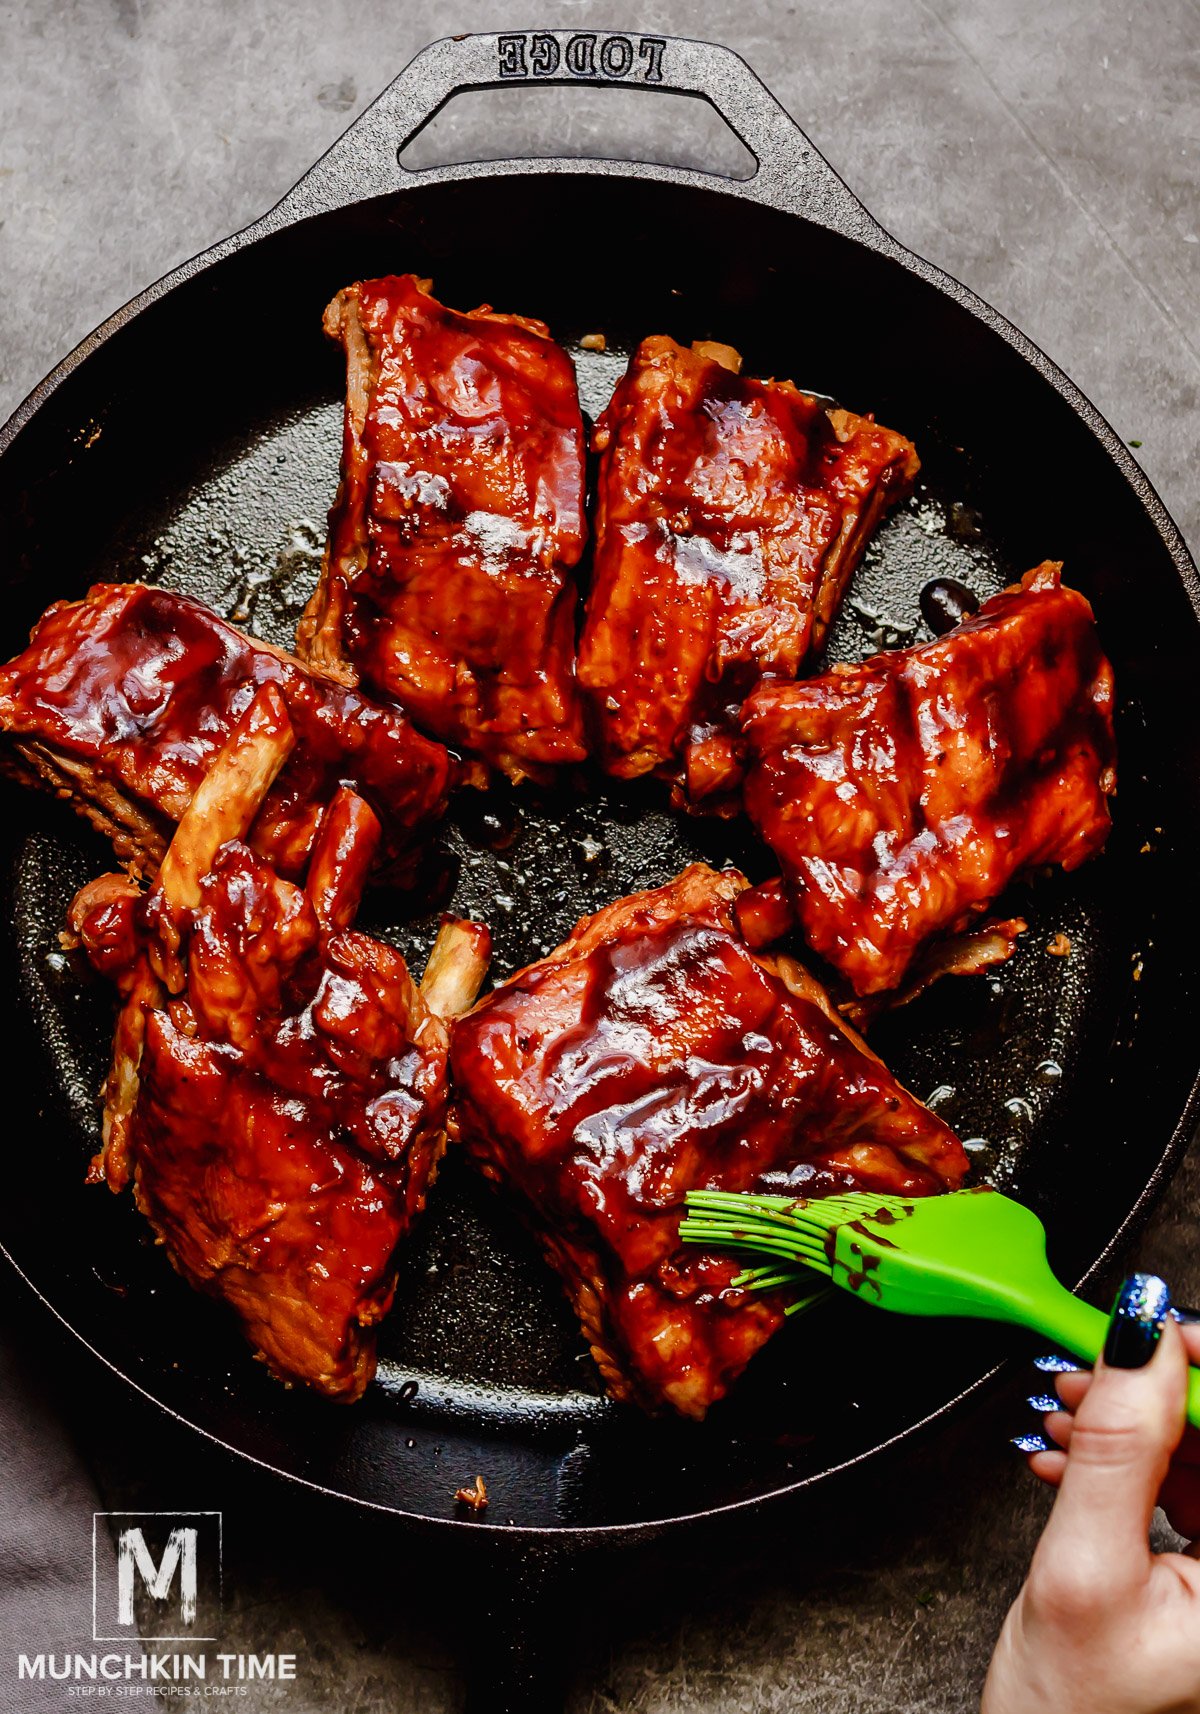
top-left (1027, 1316), bottom-right (1200, 1541)
top-left (982, 1276), bottom-right (1200, 1714)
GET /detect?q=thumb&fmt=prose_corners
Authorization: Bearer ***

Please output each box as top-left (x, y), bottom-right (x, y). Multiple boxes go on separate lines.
top-left (1035, 1276), bottom-right (1187, 1598)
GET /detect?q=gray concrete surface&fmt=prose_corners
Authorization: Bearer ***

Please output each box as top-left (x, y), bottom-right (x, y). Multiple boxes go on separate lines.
top-left (1, 2), bottom-right (1198, 1710)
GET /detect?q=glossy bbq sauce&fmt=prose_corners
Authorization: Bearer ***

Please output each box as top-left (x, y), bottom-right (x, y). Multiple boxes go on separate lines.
top-left (452, 890), bottom-right (963, 1414)
top-left (321, 275), bottom-right (589, 775)
top-left (0, 583), bottom-right (452, 879)
top-left (742, 567), bottom-right (1117, 997)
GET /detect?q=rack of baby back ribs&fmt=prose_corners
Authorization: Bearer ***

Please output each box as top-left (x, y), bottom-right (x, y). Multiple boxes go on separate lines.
top-left (0, 274), bottom-right (1116, 1416)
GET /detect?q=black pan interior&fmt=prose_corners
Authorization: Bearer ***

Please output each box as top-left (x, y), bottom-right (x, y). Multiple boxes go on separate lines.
top-left (1, 171), bottom-right (1198, 1534)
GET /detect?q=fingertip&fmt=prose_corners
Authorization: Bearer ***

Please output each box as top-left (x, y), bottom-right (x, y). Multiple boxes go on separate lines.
top-left (1033, 1353), bottom-right (1081, 1374)
top-left (1149, 1311), bottom-right (1191, 1401)
top-left (1044, 1410), bottom-right (1073, 1450)
top-left (1055, 1370), bottom-right (1091, 1410)
top-left (1088, 1302), bottom-right (1187, 1433)
top-left (1029, 1448), bottom-right (1067, 1486)
top-left (1160, 1316), bottom-right (1192, 1429)
top-left (1099, 1274), bottom-right (1177, 1377)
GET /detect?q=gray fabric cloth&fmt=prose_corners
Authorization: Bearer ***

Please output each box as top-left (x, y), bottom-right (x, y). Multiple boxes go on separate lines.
top-left (0, 1309), bottom-right (118, 1713)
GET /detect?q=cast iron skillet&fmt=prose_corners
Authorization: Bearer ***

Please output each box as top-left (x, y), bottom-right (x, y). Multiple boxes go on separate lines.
top-left (1, 27), bottom-right (1199, 1705)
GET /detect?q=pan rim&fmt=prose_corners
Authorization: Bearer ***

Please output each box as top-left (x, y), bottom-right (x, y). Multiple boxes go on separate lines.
top-left (5, 1099), bottom-right (1197, 1547)
top-left (2, 162), bottom-right (1197, 599)
top-left (3, 156), bottom-right (1199, 1542)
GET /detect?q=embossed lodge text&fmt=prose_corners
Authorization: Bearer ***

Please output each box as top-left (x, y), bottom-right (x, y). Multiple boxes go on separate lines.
top-left (497, 33), bottom-right (667, 84)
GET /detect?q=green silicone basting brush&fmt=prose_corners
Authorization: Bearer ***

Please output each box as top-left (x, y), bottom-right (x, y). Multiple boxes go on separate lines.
top-left (679, 1187), bottom-right (1200, 1427)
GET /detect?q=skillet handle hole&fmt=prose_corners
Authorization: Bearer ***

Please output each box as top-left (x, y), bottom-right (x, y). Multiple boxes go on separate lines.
top-left (398, 85), bottom-right (757, 181)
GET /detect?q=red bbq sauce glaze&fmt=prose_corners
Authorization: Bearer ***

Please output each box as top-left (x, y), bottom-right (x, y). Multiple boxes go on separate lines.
top-left (299, 274), bottom-right (588, 781)
top-left (450, 865), bottom-right (965, 1419)
top-left (69, 794), bottom-right (453, 1401)
top-left (0, 583), bottom-right (452, 879)
top-left (576, 336), bottom-right (919, 783)
top-left (741, 563), bottom-right (1117, 997)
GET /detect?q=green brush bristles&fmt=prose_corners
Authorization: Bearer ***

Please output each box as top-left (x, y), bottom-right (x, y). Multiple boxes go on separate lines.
top-left (679, 1197), bottom-right (830, 1273)
top-left (677, 1218), bottom-right (828, 1270)
top-left (728, 1263), bottom-right (830, 1317)
top-left (679, 1189), bottom-right (918, 1312)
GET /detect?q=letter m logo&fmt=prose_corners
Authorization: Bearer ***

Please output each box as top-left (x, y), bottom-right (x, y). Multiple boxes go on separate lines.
top-left (94, 1513), bottom-right (221, 1642)
top-left (118, 1527), bottom-right (197, 1626)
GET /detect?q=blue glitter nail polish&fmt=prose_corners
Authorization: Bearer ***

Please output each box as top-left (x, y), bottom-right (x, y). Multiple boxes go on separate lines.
top-left (1033, 1353), bottom-right (1081, 1373)
top-left (1012, 1433), bottom-right (1052, 1454)
top-left (1104, 1274), bottom-right (1171, 1369)
top-left (1171, 1305), bottom-right (1200, 1325)
top-left (1027, 1393), bottom-right (1060, 1414)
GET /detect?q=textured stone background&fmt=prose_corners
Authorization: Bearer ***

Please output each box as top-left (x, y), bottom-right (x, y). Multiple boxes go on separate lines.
top-left (1, 2), bottom-right (1197, 1710)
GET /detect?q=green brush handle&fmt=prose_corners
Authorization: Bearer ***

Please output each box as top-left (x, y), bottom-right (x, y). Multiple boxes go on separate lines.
top-left (1013, 1279), bottom-right (1200, 1430)
top-left (1013, 1280), bottom-right (1111, 1361)
top-left (682, 1188), bottom-right (1200, 1429)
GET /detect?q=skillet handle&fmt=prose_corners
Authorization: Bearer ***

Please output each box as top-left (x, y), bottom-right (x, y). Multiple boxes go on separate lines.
top-left (265, 31), bottom-right (878, 240)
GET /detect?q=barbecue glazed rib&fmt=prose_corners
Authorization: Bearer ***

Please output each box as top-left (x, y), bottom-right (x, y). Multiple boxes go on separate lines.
top-left (298, 274), bottom-right (588, 781)
top-left (69, 684), bottom-right (490, 1401)
top-left (733, 874), bottom-right (1029, 1028)
top-left (0, 583), bottom-right (452, 881)
top-left (576, 336), bottom-right (919, 787)
top-left (449, 864), bottom-right (966, 1419)
top-left (741, 563), bottom-right (1117, 997)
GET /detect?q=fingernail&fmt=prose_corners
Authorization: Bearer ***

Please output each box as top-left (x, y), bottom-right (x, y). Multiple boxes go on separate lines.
top-left (1171, 1305), bottom-right (1200, 1325)
top-left (1033, 1353), bottom-right (1081, 1373)
top-left (1027, 1393), bottom-right (1060, 1414)
top-left (1103, 1273), bottom-right (1172, 1369)
top-left (1012, 1433), bottom-right (1052, 1453)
